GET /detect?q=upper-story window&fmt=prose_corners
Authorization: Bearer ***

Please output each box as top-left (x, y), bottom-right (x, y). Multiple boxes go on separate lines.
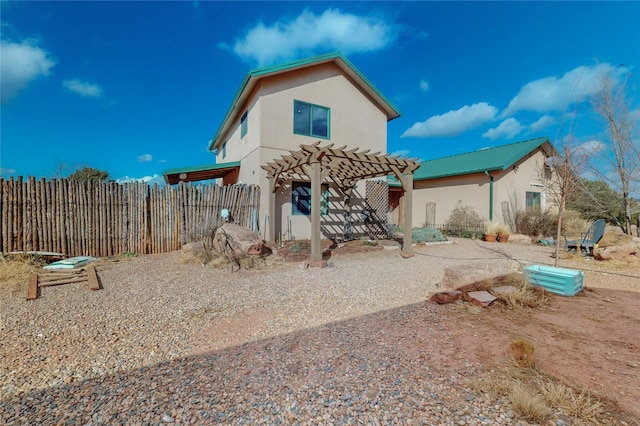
top-left (240, 111), bottom-right (248, 138)
top-left (222, 140), bottom-right (227, 159)
top-left (294, 100), bottom-right (330, 139)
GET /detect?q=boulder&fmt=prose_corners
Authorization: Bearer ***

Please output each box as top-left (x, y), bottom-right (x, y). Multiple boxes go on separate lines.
top-left (593, 237), bottom-right (640, 262)
top-left (180, 241), bottom-right (211, 264)
top-left (217, 224), bottom-right (271, 257)
top-left (440, 260), bottom-right (521, 290)
top-left (507, 234), bottom-right (533, 244)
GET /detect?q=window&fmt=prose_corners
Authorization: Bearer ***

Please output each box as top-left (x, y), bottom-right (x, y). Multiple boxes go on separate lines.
top-left (526, 191), bottom-right (541, 209)
top-left (222, 141), bottom-right (227, 159)
top-left (292, 182), bottom-right (330, 216)
top-left (293, 100), bottom-right (330, 138)
top-left (240, 111), bottom-right (247, 138)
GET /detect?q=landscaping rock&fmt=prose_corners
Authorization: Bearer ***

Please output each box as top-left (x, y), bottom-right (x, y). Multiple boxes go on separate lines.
top-left (429, 291), bottom-right (462, 304)
top-left (219, 223), bottom-right (270, 257)
top-left (507, 234), bottom-right (533, 244)
top-left (491, 285), bottom-right (518, 296)
top-left (466, 290), bottom-right (497, 307)
top-left (593, 237), bottom-right (640, 262)
top-left (441, 260), bottom-right (520, 290)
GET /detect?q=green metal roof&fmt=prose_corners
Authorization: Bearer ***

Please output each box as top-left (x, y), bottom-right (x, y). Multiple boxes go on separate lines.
top-left (209, 52), bottom-right (401, 152)
top-left (390, 137), bottom-right (553, 185)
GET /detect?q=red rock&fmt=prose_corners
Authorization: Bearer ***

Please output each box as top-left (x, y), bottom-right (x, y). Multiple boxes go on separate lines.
top-left (429, 291), bottom-right (462, 304)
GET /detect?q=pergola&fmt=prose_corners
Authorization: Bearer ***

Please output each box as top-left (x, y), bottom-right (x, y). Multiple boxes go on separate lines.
top-left (262, 142), bottom-right (420, 263)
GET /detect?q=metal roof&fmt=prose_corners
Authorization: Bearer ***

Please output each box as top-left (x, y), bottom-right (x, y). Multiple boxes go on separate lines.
top-left (411, 137), bottom-right (553, 181)
top-left (162, 161), bottom-right (240, 185)
top-left (209, 52), bottom-right (401, 152)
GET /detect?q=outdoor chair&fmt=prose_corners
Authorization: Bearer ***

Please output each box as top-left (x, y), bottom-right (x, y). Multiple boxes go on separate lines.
top-left (563, 218), bottom-right (606, 255)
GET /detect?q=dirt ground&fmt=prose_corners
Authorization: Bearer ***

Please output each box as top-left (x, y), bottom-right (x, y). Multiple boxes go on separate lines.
top-left (434, 259), bottom-right (640, 419)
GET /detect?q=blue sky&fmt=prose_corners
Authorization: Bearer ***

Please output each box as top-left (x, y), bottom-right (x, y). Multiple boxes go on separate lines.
top-left (1, 1), bottom-right (639, 185)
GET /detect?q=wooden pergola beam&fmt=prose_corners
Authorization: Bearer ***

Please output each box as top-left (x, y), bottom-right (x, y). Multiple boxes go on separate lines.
top-left (261, 143), bottom-right (420, 260)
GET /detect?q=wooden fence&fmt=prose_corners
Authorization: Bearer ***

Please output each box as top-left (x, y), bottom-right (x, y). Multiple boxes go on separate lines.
top-left (0, 177), bottom-right (260, 257)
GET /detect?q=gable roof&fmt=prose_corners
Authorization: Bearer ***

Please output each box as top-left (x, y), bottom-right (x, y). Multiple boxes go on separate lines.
top-left (410, 137), bottom-right (554, 182)
top-left (209, 52), bottom-right (401, 152)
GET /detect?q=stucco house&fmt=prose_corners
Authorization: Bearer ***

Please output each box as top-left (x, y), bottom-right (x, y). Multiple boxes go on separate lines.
top-left (390, 137), bottom-right (556, 230)
top-left (164, 52), bottom-right (417, 246)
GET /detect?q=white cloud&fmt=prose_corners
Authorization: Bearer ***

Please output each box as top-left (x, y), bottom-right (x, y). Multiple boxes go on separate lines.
top-left (63, 79), bottom-right (103, 98)
top-left (573, 139), bottom-right (606, 156)
top-left (224, 8), bottom-right (398, 66)
top-left (116, 174), bottom-right (164, 186)
top-left (0, 167), bottom-right (17, 174)
top-left (136, 153), bottom-right (153, 162)
top-left (482, 118), bottom-right (525, 140)
top-left (419, 79), bottom-right (429, 93)
top-left (402, 102), bottom-right (497, 138)
top-left (530, 115), bottom-right (556, 132)
top-left (0, 39), bottom-right (56, 105)
top-left (502, 63), bottom-right (628, 117)
top-left (158, 159), bottom-right (167, 163)
top-left (390, 149), bottom-right (410, 157)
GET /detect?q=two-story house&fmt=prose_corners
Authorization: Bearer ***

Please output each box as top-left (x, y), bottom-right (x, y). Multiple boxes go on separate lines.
top-left (166, 52), bottom-right (413, 245)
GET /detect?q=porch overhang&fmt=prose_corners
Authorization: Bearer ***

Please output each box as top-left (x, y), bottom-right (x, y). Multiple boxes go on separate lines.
top-left (163, 162), bottom-right (241, 185)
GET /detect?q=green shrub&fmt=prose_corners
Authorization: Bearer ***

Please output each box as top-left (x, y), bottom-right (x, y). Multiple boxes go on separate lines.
top-left (412, 227), bottom-right (447, 243)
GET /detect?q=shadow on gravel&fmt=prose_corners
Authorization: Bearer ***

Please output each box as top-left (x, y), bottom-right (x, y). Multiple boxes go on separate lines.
top-left (3, 289), bottom-right (640, 425)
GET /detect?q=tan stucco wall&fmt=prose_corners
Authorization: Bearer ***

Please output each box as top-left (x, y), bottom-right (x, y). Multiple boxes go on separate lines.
top-left (403, 148), bottom-right (550, 230)
top-left (216, 62), bottom-right (390, 241)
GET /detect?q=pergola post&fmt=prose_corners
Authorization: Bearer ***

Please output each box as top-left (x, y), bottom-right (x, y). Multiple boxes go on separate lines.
top-left (267, 176), bottom-right (276, 242)
top-left (310, 159), bottom-right (322, 262)
top-left (402, 172), bottom-right (414, 256)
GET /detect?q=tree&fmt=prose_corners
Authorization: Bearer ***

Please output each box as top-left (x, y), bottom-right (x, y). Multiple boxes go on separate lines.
top-left (540, 140), bottom-right (588, 266)
top-left (68, 166), bottom-right (110, 182)
top-left (569, 178), bottom-right (628, 226)
top-left (587, 73), bottom-right (640, 234)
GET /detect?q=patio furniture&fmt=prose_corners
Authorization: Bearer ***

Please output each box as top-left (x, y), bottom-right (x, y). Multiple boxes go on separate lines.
top-left (563, 218), bottom-right (606, 255)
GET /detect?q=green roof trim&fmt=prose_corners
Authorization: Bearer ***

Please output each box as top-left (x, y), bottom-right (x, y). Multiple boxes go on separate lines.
top-left (163, 161), bottom-right (240, 176)
top-left (209, 52), bottom-right (401, 152)
top-left (389, 137), bottom-right (553, 185)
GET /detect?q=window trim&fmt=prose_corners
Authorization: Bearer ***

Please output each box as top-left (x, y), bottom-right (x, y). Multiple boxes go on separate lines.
top-left (526, 191), bottom-right (541, 210)
top-left (291, 181), bottom-right (330, 216)
top-left (293, 100), bottom-right (330, 139)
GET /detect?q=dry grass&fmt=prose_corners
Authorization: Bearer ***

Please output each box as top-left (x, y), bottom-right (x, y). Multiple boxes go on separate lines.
top-left (509, 380), bottom-right (551, 422)
top-left (470, 339), bottom-right (623, 425)
top-left (458, 273), bottom-right (550, 309)
top-left (509, 339), bottom-right (537, 368)
top-left (0, 254), bottom-right (45, 295)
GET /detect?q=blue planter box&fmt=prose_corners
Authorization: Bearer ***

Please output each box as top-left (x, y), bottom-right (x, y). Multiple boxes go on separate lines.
top-left (524, 265), bottom-right (584, 296)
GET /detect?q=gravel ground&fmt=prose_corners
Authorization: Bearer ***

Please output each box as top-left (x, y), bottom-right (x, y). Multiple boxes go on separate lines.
top-left (0, 239), bottom-right (589, 425)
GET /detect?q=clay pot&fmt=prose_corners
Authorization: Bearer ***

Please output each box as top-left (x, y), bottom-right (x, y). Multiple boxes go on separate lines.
top-left (484, 233), bottom-right (497, 242)
top-left (498, 234), bottom-right (510, 243)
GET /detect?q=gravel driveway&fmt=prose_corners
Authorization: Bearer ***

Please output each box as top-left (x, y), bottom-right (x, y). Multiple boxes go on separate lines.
top-left (0, 239), bottom-right (603, 425)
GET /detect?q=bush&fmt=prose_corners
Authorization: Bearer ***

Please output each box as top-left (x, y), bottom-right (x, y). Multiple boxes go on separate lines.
top-left (515, 208), bottom-right (589, 238)
top-left (412, 227), bottom-right (447, 243)
top-left (446, 202), bottom-right (485, 229)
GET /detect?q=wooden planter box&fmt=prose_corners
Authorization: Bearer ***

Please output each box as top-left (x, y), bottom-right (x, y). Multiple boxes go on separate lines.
top-left (523, 265), bottom-right (584, 296)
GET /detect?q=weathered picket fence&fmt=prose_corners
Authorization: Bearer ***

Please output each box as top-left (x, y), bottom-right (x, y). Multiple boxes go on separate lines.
top-left (0, 177), bottom-right (260, 257)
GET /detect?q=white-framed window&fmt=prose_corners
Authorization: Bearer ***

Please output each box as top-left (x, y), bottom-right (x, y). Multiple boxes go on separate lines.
top-left (293, 100), bottom-right (330, 139)
top-left (526, 191), bottom-right (541, 209)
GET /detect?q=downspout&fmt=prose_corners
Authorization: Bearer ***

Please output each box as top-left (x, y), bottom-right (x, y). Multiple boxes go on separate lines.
top-left (484, 170), bottom-right (494, 221)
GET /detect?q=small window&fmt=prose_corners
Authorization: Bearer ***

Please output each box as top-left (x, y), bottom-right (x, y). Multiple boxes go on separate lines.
top-left (222, 141), bottom-right (227, 159)
top-left (292, 182), bottom-right (329, 216)
top-left (240, 111), bottom-right (247, 138)
top-left (293, 100), bottom-right (330, 138)
top-left (526, 191), bottom-right (541, 210)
